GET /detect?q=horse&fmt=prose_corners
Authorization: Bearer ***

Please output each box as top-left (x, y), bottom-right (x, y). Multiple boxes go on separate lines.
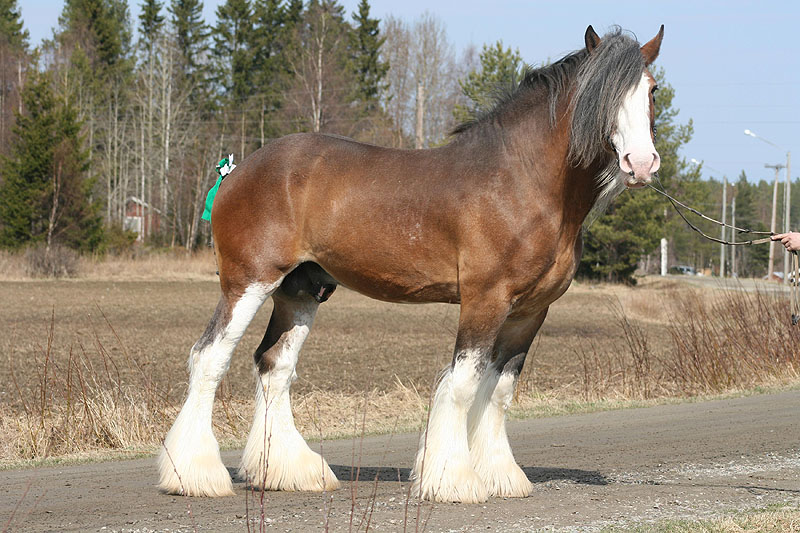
top-left (158, 24), bottom-right (664, 504)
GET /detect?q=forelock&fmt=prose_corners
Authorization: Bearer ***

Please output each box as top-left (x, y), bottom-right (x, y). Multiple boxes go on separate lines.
top-left (568, 28), bottom-right (645, 168)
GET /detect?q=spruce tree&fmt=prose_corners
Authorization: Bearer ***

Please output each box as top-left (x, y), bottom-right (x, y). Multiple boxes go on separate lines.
top-left (732, 171), bottom-right (769, 276)
top-left (139, 0), bottom-right (165, 43)
top-left (212, 0), bottom-right (253, 105)
top-left (453, 41), bottom-right (523, 124)
top-left (349, 0), bottom-right (387, 112)
top-left (0, 0), bottom-right (29, 155)
top-left (250, 0), bottom-right (289, 140)
top-left (169, 0), bottom-right (209, 99)
top-left (0, 0), bottom-right (28, 50)
top-left (0, 70), bottom-right (101, 251)
top-left (59, 0), bottom-right (130, 76)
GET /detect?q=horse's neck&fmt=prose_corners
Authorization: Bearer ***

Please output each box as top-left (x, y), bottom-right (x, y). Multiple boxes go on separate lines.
top-left (502, 112), bottom-right (601, 234)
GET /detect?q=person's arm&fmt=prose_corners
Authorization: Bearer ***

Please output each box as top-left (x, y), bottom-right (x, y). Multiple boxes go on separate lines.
top-left (771, 232), bottom-right (800, 252)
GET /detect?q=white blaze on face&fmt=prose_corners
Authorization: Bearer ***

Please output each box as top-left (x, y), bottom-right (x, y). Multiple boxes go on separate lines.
top-left (611, 73), bottom-right (661, 187)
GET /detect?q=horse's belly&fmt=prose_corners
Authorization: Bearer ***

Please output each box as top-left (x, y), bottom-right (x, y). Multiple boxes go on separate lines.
top-left (322, 263), bottom-right (459, 304)
top-left (309, 242), bottom-right (459, 305)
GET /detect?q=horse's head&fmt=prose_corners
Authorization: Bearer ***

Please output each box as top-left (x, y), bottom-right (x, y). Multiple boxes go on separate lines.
top-left (585, 25), bottom-right (664, 188)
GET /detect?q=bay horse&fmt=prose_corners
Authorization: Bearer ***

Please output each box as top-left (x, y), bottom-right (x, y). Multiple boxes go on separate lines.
top-left (158, 25), bottom-right (664, 503)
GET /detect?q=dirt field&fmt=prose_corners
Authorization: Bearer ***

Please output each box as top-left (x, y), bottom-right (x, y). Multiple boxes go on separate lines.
top-left (0, 277), bottom-right (674, 406)
top-left (2, 389), bottom-right (800, 531)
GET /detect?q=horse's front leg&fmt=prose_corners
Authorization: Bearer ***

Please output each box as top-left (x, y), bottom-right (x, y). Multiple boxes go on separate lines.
top-left (467, 309), bottom-right (548, 498)
top-left (410, 295), bottom-right (510, 503)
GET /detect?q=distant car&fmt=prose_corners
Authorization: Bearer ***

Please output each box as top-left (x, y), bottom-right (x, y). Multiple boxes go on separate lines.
top-left (669, 265), bottom-right (697, 276)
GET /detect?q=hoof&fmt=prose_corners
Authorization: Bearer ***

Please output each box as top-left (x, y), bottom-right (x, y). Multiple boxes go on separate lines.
top-left (476, 460), bottom-right (533, 498)
top-left (158, 446), bottom-right (234, 497)
top-left (239, 445), bottom-right (340, 492)
top-left (411, 463), bottom-right (488, 503)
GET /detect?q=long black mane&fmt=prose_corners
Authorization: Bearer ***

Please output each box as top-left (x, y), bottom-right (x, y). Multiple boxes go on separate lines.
top-left (452, 28), bottom-right (645, 169)
top-left (451, 48), bottom-right (587, 137)
top-left (451, 28), bottom-right (646, 212)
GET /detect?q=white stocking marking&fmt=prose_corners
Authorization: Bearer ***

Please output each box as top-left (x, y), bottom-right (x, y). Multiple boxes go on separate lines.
top-left (468, 367), bottom-right (532, 497)
top-left (158, 282), bottom-right (275, 497)
top-left (239, 301), bottom-right (339, 492)
top-left (411, 353), bottom-right (488, 503)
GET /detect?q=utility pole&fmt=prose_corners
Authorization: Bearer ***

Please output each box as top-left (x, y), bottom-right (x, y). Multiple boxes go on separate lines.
top-left (720, 177), bottom-right (727, 277)
top-left (730, 194), bottom-right (736, 277)
top-left (784, 152), bottom-right (793, 284)
top-left (744, 130), bottom-right (792, 283)
top-left (766, 163), bottom-right (785, 281)
top-left (415, 81), bottom-right (425, 149)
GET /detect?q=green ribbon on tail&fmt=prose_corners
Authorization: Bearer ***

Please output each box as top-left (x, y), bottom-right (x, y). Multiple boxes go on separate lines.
top-left (201, 154), bottom-right (236, 222)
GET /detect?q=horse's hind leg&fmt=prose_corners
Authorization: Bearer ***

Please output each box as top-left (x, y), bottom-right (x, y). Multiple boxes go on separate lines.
top-left (467, 309), bottom-right (547, 498)
top-left (158, 280), bottom-right (277, 497)
top-left (239, 284), bottom-right (339, 492)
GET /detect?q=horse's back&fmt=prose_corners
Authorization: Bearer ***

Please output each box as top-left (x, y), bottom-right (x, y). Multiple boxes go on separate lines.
top-left (212, 133), bottom-right (462, 302)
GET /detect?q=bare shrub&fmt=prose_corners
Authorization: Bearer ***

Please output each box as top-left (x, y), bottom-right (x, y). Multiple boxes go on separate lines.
top-left (573, 299), bottom-right (660, 402)
top-left (663, 285), bottom-right (800, 394)
top-left (1, 307), bottom-right (428, 464)
top-left (23, 244), bottom-right (79, 278)
top-left (3, 311), bottom-right (178, 462)
top-left (0, 249), bottom-right (26, 279)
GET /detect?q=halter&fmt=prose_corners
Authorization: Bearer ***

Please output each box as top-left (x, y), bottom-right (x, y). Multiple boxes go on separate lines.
top-left (646, 177), bottom-right (800, 324)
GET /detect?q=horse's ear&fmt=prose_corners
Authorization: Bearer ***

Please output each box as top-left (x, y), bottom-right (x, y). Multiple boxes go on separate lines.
top-left (641, 25), bottom-right (664, 65)
top-left (584, 25), bottom-right (601, 52)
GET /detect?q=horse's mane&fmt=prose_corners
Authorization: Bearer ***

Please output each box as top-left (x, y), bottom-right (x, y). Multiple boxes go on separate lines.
top-left (451, 28), bottom-right (646, 215)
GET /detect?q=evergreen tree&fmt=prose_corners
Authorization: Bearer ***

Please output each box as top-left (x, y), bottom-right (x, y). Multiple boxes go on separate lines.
top-left (139, 0), bottom-right (165, 43)
top-left (212, 0), bottom-right (253, 105)
top-left (169, 0), bottom-right (209, 102)
top-left (284, 0), bottom-right (303, 25)
top-left (288, 0), bottom-right (352, 133)
top-left (250, 0), bottom-right (290, 140)
top-left (0, 0), bottom-right (29, 156)
top-left (59, 0), bottom-right (131, 77)
top-left (349, 0), bottom-right (387, 112)
top-left (731, 171), bottom-right (769, 276)
top-left (453, 41), bottom-right (524, 123)
top-left (0, 70), bottom-right (101, 251)
top-left (0, 0), bottom-right (28, 50)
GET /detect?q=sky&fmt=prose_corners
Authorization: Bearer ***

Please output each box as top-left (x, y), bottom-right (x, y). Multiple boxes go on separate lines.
top-left (19, 0), bottom-right (800, 185)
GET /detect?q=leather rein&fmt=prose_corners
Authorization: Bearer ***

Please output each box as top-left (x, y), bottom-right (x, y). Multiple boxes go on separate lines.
top-left (645, 178), bottom-right (800, 325)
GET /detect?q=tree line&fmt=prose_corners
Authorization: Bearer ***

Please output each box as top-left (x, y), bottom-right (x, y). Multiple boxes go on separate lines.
top-left (0, 0), bottom-right (793, 281)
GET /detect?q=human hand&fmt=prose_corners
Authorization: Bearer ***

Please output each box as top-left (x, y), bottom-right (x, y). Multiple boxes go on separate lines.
top-left (771, 232), bottom-right (800, 252)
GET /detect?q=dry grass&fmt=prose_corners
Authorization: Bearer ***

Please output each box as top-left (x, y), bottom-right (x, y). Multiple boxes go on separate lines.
top-left (2, 266), bottom-right (800, 465)
top-left (79, 248), bottom-right (218, 281)
top-left (0, 247), bottom-right (218, 282)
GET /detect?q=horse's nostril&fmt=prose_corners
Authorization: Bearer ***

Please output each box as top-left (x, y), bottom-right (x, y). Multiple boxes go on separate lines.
top-left (621, 153), bottom-right (633, 172)
top-left (651, 152), bottom-right (661, 173)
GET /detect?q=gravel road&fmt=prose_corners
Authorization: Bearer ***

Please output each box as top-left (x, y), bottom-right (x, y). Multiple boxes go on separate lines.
top-left (3, 390), bottom-right (800, 532)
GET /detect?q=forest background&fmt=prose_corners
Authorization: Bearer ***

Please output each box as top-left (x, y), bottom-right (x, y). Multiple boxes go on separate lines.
top-left (0, 0), bottom-right (794, 282)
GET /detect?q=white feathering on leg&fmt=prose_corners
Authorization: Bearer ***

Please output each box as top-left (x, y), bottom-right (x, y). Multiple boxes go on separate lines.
top-left (468, 368), bottom-right (532, 498)
top-left (159, 282), bottom-right (275, 497)
top-left (411, 355), bottom-right (488, 503)
top-left (239, 304), bottom-right (339, 492)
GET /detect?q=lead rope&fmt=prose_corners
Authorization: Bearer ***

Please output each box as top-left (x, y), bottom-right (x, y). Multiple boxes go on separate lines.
top-left (646, 178), bottom-right (799, 325)
top-left (645, 181), bottom-right (773, 246)
top-left (792, 251), bottom-right (799, 325)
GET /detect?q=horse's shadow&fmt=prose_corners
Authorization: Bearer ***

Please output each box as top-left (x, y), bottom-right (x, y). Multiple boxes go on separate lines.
top-left (326, 465), bottom-right (609, 486)
top-left (231, 464), bottom-right (609, 486)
